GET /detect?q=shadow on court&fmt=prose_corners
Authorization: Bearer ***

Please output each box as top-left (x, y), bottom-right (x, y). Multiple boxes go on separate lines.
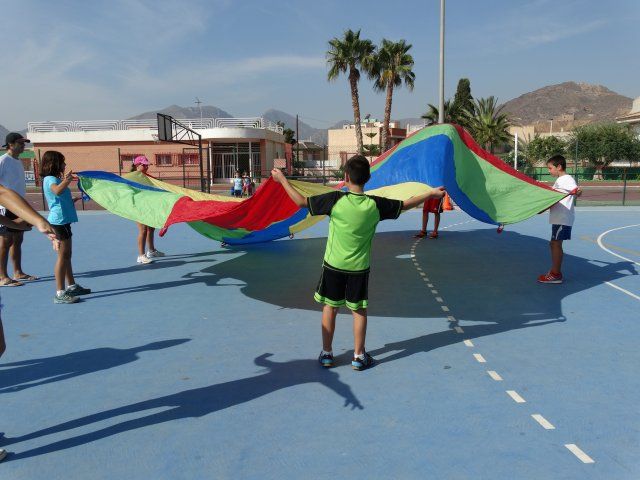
top-left (4, 229), bottom-right (637, 461)
top-left (0, 339), bottom-right (191, 394)
top-left (4, 353), bottom-right (362, 461)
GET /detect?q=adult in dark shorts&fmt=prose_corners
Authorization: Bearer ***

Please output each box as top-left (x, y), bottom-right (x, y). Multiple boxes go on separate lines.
top-left (272, 155), bottom-right (445, 370)
top-left (0, 184), bottom-right (56, 461)
top-left (0, 132), bottom-right (38, 286)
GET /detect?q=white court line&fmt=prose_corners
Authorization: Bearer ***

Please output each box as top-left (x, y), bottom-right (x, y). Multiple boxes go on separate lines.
top-left (506, 390), bottom-right (526, 403)
top-left (596, 224), bottom-right (640, 267)
top-left (596, 224), bottom-right (640, 302)
top-left (441, 306), bottom-right (450, 312)
top-left (487, 370), bottom-right (502, 381)
top-left (565, 444), bottom-right (595, 464)
top-left (531, 414), bottom-right (555, 430)
top-left (473, 353), bottom-right (486, 363)
top-left (454, 326), bottom-right (464, 333)
top-left (605, 281), bottom-right (640, 301)
top-left (463, 339), bottom-right (474, 347)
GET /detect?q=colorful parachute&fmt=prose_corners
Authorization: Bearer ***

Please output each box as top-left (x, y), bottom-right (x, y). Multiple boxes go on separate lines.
top-left (78, 124), bottom-right (566, 245)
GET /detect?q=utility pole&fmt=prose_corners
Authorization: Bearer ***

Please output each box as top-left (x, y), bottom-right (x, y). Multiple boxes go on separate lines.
top-left (195, 97), bottom-right (203, 125)
top-left (514, 132), bottom-right (518, 171)
top-left (296, 114), bottom-right (302, 176)
top-left (438, 0), bottom-right (446, 124)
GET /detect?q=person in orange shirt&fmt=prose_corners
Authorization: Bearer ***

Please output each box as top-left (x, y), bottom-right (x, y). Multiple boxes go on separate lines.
top-left (414, 194), bottom-right (445, 239)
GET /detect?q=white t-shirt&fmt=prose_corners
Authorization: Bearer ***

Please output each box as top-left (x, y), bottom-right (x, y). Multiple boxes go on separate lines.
top-left (549, 174), bottom-right (577, 226)
top-left (0, 153), bottom-right (26, 198)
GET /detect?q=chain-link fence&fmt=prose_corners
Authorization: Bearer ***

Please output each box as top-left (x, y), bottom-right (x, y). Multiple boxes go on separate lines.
top-left (24, 146), bottom-right (640, 212)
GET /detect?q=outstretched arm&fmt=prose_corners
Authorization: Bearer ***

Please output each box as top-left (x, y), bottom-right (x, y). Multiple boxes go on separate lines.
top-left (271, 168), bottom-right (307, 208)
top-left (402, 186), bottom-right (445, 211)
top-left (0, 185), bottom-right (56, 239)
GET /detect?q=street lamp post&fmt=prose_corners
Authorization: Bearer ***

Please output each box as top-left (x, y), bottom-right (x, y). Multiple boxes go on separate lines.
top-left (438, 0), bottom-right (446, 124)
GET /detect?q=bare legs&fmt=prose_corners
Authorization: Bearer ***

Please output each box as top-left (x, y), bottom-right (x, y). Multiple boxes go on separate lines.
top-left (321, 305), bottom-right (338, 351)
top-left (54, 238), bottom-right (75, 291)
top-left (419, 211), bottom-right (440, 237)
top-left (352, 308), bottom-right (367, 356)
top-left (136, 223), bottom-right (157, 256)
top-left (10, 231), bottom-right (26, 278)
top-left (550, 240), bottom-right (563, 274)
top-left (147, 227), bottom-right (156, 252)
top-left (0, 318), bottom-right (5, 358)
top-left (321, 305), bottom-right (368, 356)
top-left (432, 212), bottom-right (441, 235)
top-left (0, 233), bottom-right (14, 282)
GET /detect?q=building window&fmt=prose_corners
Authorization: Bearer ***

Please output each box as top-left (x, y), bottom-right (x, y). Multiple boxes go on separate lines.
top-left (155, 153), bottom-right (173, 166)
top-left (120, 153), bottom-right (143, 165)
top-left (177, 153), bottom-right (199, 166)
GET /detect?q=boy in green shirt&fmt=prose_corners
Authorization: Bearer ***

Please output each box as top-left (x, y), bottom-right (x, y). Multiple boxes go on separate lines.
top-left (272, 155), bottom-right (445, 370)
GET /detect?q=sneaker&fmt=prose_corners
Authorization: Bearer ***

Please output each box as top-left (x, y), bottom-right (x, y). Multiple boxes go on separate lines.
top-left (137, 255), bottom-right (153, 264)
top-left (54, 292), bottom-right (80, 304)
top-left (0, 448), bottom-right (6, 462)
top-left (65, 284), bottom-right (91, 296)
top-left (146, 250), bottom-right (165, 258)
top-left (318, 351), bottom-right (334, 368)
top-left (538, 271), bottom-right (563, 284)
top-left (351, 352), bottom-right (375, 371)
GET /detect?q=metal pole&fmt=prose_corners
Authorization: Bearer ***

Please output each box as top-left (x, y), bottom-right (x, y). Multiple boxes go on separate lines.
top-left (198, 136), bottom-right (205, 192)
top-left (514, 132), bottom-right (518, 170)
top-left (438, 0), bottom-right (445, 124)
top-left (296, 114), bottom-right (301, 177)
top-left (574, 138), bottom-right (579, 182)
top-left (38, 149), bottom-right (46, 211)
top-left (622, 167), bottom-right (627, 206)
top-left (117, 147), bottom-right (122, 176)
top-left (182, 149), bottom-right (186, 188)
top-left (207, 145), bottom-right (212, 192)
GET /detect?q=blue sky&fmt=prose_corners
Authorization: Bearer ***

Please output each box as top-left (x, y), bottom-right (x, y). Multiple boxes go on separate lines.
top-left (4, 0), bottom-right (639, 130)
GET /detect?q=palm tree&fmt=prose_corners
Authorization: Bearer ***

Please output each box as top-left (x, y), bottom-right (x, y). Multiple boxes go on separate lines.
top-left (372, 39), bottom-right (415, 151)
top-left (421, 100), bottom-right (462, 125)
top-left (464, 96), bottom-right (511, 153)
top-left (327, 29), bottom-right (376, 154)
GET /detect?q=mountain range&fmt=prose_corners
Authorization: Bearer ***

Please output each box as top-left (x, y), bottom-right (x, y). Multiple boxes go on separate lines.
top-left (500, 81), bottom-right (632, 128)
top-left (2, 82), bottom-right (635, 145)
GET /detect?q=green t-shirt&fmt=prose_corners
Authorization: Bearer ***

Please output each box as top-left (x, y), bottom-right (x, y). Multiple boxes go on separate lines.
top-left (308, 191), bottom-right (403, 272)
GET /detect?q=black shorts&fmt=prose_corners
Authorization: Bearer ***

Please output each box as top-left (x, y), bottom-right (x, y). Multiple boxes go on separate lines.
top-left (52, 224), bottom-right (73, 240)
top-left (314, 263), bottom-right (369, 311)
top-left (4, 210), bottom-right (22, 233)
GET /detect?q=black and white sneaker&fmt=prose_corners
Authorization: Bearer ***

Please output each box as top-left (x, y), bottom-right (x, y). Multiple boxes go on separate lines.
top-left (351, 352), bottom-right (374, 371)
top-left (318, 351), bottom-right (334, 368)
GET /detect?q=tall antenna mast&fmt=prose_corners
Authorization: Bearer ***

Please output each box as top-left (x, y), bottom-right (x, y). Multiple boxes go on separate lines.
top-left (195, 97), bottom-right (203, 125)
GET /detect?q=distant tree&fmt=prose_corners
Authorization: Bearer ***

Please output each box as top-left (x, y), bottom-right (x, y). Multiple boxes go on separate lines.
top-left (464, 96), bottom-right (511, 153)
top-left (452, 78), bottom-right (474, 120)
top-left (327, 29), bottom-right (376, 154)
top-left (567, 123), bottom-right (640, 179)
top-left (525, 135), bottom-right (566, 163)
top-left (421, 78), bottom-right (474, 128)
top-left (421, 100), bottom-right (462, 126)
top-left (371, 39), bottom-right (415, 151)
top-left (282, 128), bottom-right (296, 145)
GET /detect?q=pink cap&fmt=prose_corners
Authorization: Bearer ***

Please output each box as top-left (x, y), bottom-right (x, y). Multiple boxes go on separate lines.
top-left (133, 155), bottom-right (150, 166)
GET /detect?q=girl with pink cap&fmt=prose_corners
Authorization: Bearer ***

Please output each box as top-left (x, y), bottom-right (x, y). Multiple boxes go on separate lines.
top-left (123, 156), bottom-right (165, 264)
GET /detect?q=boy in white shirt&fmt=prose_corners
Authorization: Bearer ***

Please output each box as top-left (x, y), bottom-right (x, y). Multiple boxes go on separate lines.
top-left (538, 155), bottom-right (579, 284)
